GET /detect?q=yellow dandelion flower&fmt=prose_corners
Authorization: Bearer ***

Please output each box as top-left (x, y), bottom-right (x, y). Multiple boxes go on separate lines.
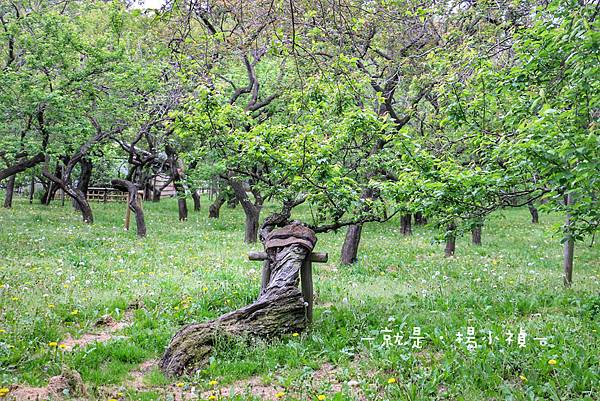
top-left (117, 392), bottom-right (123, 397)
top-left (275, 392), bottom-right (285, 398)
top-left (108, 399), bottom-right (118, 401)
top-left (203, 287), bottom-right (208, 292)
top-left (387, 377), bottom-right (396, 384)
top-left (519, 375), bottom-right (527, 382)
top-left (48, 341), bottom-right (58, 347)
top-left (0, 329), bottom-right (6, 334)
top-left (0, 387), bottom-right (9, 397)
top-left (70, 309), bottom-right (78, 315)
top-left (207, 396), bottom-right (217, 400)
top-left (48, 304), bottom-right (55, 309)
top-left (59, 344), bottom-right (66, 350)
top-left (548, 359), bottom-right (557, 365)
top-left (175, 382), bottom-right (185, 388)
top-left (317, 395), bottom-right (326, 400)
top-left (209, 380), bottom-right (218, 386)
top-left (292, 332), bottom-right (299, 337)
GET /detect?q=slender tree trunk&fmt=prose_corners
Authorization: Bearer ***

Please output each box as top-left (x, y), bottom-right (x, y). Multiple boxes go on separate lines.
top-left (29, 174), bottom-right (35, 204)
top-left (153, 189), bottom-right (161, 202)
top-left (244, 207), bottom-right (260, 243)
top-left (41, 163), bottom-right (61, 205)
top-left (41, 183), bottom-right (60, 205)
top-left (445, 222), bottom-right (456, 257)
top-left (400, 214), bottom-right (412, 235)
top-left (471, 219), bottom-right (482, 246)
top-left (112, 179), bottom-right (146, 238)
top-left (177, 197), bottom-right (188, 221)
top-left (191, 190), bottom-right (201, 211)
top-left (414, 211), bottom-right (427, 225)
top-left (527, 202), bottom-right (539, 224)
top-left (563, 193), bottom-right (574, 287)
top-left (229, 178), bottom-right (262, 244)
top-left (73, 159), bottom-right (92, 211)
top-left (3, 174), bottom-right (16, 208)
top-left (209, 193), bottom-right (225, 218)
top-left (341, 224), bottom-right (362, 264)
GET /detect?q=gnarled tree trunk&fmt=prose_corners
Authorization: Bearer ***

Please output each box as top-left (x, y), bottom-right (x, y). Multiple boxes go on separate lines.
top-left (192, 190), bottom-right (201, 211)
top-left (528, 202), bottom-right (539, 224)
top-left (41, 163), bottom-right (62, 205)
top-left (159, 223), bottom-right (316, 376)
top-left (209, 192), bottom-right (225, 218)
top-left (73, 158), bottom-right (92, 211)
top-left (414, 211), bottom-right (427, 225)
top-left (341, 224), bottom-right (362, 265)
top-left (400, 214), bottom-right (412, 236)
top-left (112, 179), bottom-right (146, 238)
top-left (471, 219), bottom-right (483, 246)
top-left (0, 153), bottom-right (44, 181)
top-left (445, 222), bottom-right (457, 257)
top-left (3, 174), bottom-right (16, 208)
top-left (229, 178), bottom-right (262, 243)
top-left (177, 197), bottom-right (188, 221)
top-left (43, 170), bottom-right (94, 223)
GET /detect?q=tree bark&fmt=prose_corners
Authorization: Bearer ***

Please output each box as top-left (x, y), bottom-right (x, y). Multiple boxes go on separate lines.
top-left (3, 174), bottom-right (16, 208)
top-left (112, 179), bottom-right (146, 238)
top-left (177, 197), bottom-right (188, 221)
top-left (41, 183), bottom-right (60, 205)
top-left (29, 174), bottom-right (35, 204)
top-left (400, 214), bottom-right (412, 235)
top-left (209, 192), bottom-right (225, 218)
top-left (229, 178), bottom-right (262, 243)
top-left (152, 175), bottom-right (173, 202)
top-left (192, 190), bottom-right (201, 211)
top-left (41, 163), bottom-right (62, 205)
top-left (159, 223), bottom-right (316, 376)
top-left (527, 202), bottom-right (539, 224)
top-left (0, 153), bottom-right (44, 181)
top-left (341, 224), bottom-right (362, 264)
top-left (42, 171), bottom-right (93, 223)
top-left (471, 219), bottom-right (483, 246)
top-left (414, 211), bottom-right (427, 225)
top-left (244, 207), bottom-right (260, 243)
top-left (227, 196), bottom-right (238, 209)
top-left (563, 193), bottom-right (574, 287)
top-left (73, 158), bottom-right (92, 211)
top-left (445, 222), bottom-right (456, 257)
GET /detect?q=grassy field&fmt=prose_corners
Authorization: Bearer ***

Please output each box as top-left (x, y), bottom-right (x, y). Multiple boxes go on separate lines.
top-left (0, 197), bottom-right (598, 401)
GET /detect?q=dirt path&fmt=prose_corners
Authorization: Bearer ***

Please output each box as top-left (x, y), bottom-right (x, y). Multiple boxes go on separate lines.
top-left (7, 305), bottom-right (140, 400)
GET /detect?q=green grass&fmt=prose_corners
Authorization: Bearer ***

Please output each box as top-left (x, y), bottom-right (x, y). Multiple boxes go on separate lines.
top-left (0, 196), bottom-right (598, 400)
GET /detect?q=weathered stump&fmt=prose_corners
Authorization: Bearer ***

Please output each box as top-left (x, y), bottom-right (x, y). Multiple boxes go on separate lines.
top-left (159, 223), bottom-right (317, 376)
